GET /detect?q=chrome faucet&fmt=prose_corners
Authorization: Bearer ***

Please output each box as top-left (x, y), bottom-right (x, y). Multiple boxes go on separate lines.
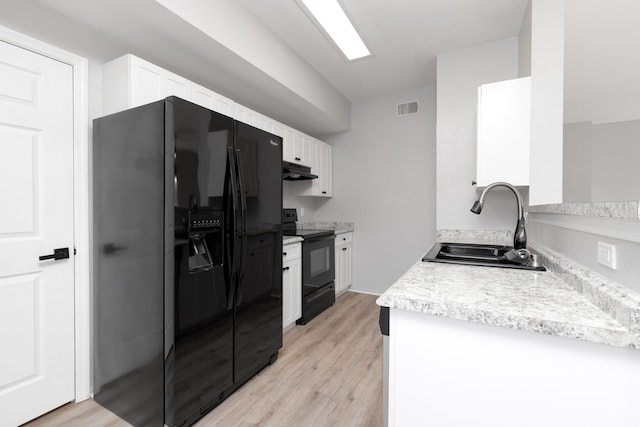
top-left (470, 181), bottom-right (527, 250)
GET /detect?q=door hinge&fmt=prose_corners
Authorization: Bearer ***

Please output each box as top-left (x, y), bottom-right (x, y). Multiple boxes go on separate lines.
top-left (74, 248), bottom-right (77, 255)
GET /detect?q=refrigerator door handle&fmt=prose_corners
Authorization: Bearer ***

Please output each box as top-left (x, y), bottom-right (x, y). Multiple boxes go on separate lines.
top-left (227, 146), bottom-right (241, 310)
top-left (235, 148), bottom-right (248, 306)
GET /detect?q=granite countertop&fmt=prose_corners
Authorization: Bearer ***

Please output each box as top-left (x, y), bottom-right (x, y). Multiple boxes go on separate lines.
top-left (297, 222), bottom-right (354, 235)
top-left (377, 233), bottom-right (640, 350)
top-left (283, 236), bottom-right (303, 245)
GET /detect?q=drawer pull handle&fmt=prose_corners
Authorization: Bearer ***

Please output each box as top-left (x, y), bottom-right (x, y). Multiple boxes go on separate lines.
top-left (342, 248), bottom-right (347, 251)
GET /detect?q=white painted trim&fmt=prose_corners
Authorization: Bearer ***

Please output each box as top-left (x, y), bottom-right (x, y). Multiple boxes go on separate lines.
top-left (0, 25), bottom-right (91, 401)
top-left (529, 212), bottom-right (640, 243)
top-left (348, 288), bottom-right (382, 297)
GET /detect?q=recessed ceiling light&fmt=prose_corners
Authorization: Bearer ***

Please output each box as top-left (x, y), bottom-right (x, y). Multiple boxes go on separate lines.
top-left (300, 0), bottom-right (371, 61)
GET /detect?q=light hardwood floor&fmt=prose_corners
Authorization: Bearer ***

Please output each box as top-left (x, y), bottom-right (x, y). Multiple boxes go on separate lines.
top-left (24, 291), bottom-right (383, 427)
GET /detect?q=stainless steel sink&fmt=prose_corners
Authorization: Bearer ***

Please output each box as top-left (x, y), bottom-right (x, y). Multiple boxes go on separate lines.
top-left (422, 242), bottom-right (546, 271)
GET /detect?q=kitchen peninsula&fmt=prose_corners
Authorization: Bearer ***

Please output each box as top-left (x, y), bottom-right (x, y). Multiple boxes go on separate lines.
top-left (378, 233), bottom-right (640, 427)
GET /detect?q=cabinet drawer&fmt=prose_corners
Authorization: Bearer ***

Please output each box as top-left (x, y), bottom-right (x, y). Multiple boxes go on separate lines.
top-left (283, 243), bottom-right (302, 262)
top-left (336, 232), bottom-right (352, 246)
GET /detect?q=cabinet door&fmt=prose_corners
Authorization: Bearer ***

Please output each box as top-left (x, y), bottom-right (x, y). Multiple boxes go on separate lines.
top-left (320, 142), bottom-right (332, 197)
top-left (191, 83), bottom-right (234, 117)
top-left (290, 259), bottom-right (302, 322)
top-left (254, 113), bottom-right (268, 132)
top-left (282, 262), bottom-right (293, 327)
top-left (293, 131), bottom-right (307, 165)
top-left (282, 258), bottom-right (302, 328)
top-left (283, 127), bottom-right (296, 163)
top-left (343, 243), bottom-right (352, 289)
top-left (311, 139), bottom-right (332, 197)
top-left (477, 77), bottom-right (530, 187)
top-left (163, 71), bottom-right (190, 100)
top-left (233, 103), bottom-right (259, 127)
top-left (129, 56), bottom-right (163, 108)
top-left (335, 244), bottom-right (345, 294)
top-left (128, 56), bottom-right (190, 108)
top-left (273, 121), bottom-right (286, 139)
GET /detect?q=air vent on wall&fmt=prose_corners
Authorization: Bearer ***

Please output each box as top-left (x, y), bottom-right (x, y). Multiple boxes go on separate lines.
top-left (397, 100), bottom-right (419, 117)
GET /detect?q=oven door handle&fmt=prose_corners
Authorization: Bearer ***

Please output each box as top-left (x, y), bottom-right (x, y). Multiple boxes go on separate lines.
top-left (305, 235), bottom-right (335, 244)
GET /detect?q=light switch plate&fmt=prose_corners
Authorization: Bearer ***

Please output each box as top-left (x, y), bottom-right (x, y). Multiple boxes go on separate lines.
top-left (597, 241), bottom-right (617, 269)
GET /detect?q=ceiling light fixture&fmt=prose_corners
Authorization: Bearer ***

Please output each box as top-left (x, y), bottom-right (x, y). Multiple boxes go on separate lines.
top-left (300, 0), bottom-right (371, 61)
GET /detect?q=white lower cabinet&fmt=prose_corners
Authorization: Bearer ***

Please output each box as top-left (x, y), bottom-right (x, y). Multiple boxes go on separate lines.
top-left (335, 232), bottom-right (352, 295)
top-left (388, 308), bottom-right (640, 427)
top-left (282, 242), bottom-right (302, 328)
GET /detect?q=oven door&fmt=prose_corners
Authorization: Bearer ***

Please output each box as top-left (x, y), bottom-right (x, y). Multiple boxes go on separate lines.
top-left (301, 235), bottom-right (335, 296)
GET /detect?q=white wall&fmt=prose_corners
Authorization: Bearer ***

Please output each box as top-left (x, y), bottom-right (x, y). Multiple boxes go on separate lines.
top-left (528, 216), bottom-right (640, 294)
top-left (282, 183), bottom-right (318, 222)
top-left (518, 1), bottom-right (532, 77)
top-left (316, 87), bottom-right (437, 295)
top-left (562, 121), bottom-right (593, 203)
top-left (592, 119), bottom-right (640, 202)
top-left (436, 37), bottom-right (526, 231)
top-left (563, 119), bottom-right (640, 203)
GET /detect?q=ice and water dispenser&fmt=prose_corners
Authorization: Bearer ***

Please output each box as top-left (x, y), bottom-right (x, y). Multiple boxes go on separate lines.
top-left (186, 210), bottom-right (223, 273)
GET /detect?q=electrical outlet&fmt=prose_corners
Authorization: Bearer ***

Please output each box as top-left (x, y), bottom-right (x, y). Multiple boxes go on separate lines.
top-left (300, 208), bottom-right (305, 217)
top-left (597, 241), bottom-right (617, 269)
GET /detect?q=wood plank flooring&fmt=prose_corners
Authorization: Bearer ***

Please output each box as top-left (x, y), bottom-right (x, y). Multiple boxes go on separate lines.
top-left (23, 291), bottom-right (382, 427)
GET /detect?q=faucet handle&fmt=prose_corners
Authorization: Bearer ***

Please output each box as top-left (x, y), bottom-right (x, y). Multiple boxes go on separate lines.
top-left (504, 248), bottom-right (532, 265)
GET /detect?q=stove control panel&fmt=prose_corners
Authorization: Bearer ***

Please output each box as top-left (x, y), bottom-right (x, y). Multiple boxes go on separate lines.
top-left (283, 208), bottom-right (298, 224)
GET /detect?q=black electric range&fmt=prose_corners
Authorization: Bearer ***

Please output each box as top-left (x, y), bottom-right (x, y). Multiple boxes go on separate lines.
top-left (282, 208), bottom-right (335, 324)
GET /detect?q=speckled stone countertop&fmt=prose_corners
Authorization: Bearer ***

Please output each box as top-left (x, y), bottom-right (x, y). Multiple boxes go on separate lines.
top-left (297, 222), bottom-right (354, 235)
top-left (283, 236), bottom-right (303, 245)
top-left (527, 201), bottom-right (640, 219)
top-left (377, 231), bottom-right (640, 350)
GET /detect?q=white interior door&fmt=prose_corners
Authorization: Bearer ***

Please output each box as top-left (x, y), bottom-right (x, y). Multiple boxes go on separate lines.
top-left (0, 41), bottom-right (75, 427)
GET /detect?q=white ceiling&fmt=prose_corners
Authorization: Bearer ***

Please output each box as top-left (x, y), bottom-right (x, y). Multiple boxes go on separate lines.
top-left (239, 0), bottom-right (529, 102)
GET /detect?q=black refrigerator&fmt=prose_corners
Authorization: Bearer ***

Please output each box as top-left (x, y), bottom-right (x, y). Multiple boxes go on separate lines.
top-left (93, 97), bottom-right (283, 427)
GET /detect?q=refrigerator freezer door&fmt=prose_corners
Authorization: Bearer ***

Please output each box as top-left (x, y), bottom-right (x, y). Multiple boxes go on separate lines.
top-left (168, 98), bottom-right (235, 426)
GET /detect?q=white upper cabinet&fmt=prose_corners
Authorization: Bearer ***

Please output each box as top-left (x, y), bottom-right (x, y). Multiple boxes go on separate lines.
top-left (283, 127), bottom-right (310, 166)
top-left (233, 103), bottom-right (261, 128)
top-left (102, 54), bottom-right (192, 116)
top-left (297, 137), bottom-right (332, 197)
top-left (102, 54), bottom-right (334, 196)
top-left (318, 140), bottom-right (333, 197)
top-left (476, 77), bottom-right (531, 187)
top-left (191, 83), bottom-right (234, 117)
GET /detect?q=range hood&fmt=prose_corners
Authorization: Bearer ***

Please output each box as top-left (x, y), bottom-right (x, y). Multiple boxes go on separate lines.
top-left (282, 160), bottom-right (318, 180)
